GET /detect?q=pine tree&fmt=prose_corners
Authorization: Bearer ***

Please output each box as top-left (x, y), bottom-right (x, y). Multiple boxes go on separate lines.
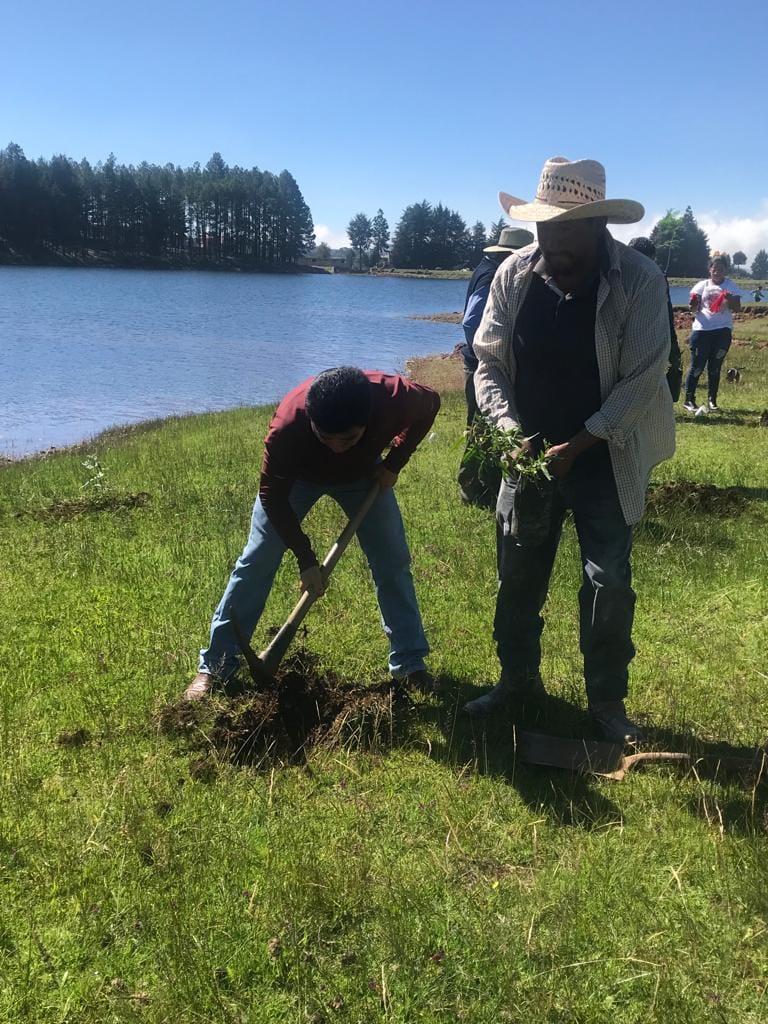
top-left (651, 208), bottom-right (709, 276)
top-left (347, 213), bottom-right (374, 269)
top-left (469, 221), bottom-right (487, 266)
top-left (488, 218), bottom-right (507, 245)
top-left (370, 209), bottom-right (390, 265)
top-left (751, 249), bottom-right (768, 279)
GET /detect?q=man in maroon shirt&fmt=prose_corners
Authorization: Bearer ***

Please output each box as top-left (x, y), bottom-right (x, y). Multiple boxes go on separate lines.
top-left (185, 366), bottom-right (440, 699)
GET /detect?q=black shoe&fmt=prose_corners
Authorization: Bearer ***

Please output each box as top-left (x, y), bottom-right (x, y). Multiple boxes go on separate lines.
top-left (397, 669), bottom-right (438, 695)
top-left (464, 672), bottom-right (546, 718)
top-left (589, 700), bottom-right (643, 745)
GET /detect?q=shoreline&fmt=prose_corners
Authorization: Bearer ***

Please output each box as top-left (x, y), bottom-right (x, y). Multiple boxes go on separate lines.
top-left (0, 252), bottom-right (326, 275)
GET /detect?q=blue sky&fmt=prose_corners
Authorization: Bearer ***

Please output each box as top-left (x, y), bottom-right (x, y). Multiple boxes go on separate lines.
top-left (3, 0), bottom-right (768, 258)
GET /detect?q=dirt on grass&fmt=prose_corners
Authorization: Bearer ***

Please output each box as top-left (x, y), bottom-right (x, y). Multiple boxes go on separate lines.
top-left (646, 481), bottom-right (764, 516)
top-left (16, 492), bottom-right (151, 521)
top-left (405, 349), bottom-right (465, 393)
top-left (158, 649), bottom-right (413, 767)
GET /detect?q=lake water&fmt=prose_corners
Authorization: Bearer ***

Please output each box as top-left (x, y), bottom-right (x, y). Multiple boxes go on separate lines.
top-left (668, 283), bottom-right (758, 305)
top-left (3, 267), bottom-right (761, 457)
top-left (1, 267), bottom-right (467, 456)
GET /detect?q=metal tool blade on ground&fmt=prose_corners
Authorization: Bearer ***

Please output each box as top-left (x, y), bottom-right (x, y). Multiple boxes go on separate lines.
top-left (516, 731), bottom-right (690, 781)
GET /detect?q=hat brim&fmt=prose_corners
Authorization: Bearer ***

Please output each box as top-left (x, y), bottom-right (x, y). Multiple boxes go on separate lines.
top-left (482, 244), bottom-right (519, 253)
top-left (499, 191), bottom-right (644, 225)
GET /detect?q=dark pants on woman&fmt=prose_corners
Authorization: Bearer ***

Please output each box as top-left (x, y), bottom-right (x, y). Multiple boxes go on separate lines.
top-left (494, 456), bottom-right (635, 703)
top-left (684, 328), bottom-right (731, 404)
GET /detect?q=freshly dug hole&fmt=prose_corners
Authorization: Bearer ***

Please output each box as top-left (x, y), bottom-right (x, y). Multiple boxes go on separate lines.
top-left (158, 649), bottom-right (412, 766)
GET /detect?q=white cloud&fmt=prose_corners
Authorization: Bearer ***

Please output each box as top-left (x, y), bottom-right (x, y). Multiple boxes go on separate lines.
top-left (313, 223), bottom-right (349, 249)
top-left (612, 203), bottom-right (768, 264)
top-left (695, 205), bottom-right (768, 262)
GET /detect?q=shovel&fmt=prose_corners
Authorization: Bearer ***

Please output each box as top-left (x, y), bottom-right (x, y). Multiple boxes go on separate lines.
top-left (232, 482), bottom-right (381, 688)
top-left (516, 731), bottom-right (690, 781)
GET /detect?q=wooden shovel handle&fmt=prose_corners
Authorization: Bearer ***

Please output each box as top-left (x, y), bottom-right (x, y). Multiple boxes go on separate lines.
top-left (258, 482), bottom-right (381, 674)
top-left (622, 752), bottom-right (691, 771)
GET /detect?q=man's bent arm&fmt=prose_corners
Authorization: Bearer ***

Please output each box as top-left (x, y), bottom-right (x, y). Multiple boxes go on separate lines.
top-left (382, 382), bottom-right (441, 474)
top-left (258, 464), bottom-right (317, 571)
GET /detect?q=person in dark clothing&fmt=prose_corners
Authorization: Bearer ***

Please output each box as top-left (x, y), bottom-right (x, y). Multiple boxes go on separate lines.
top-left (185, 367), bottom-right (440, 700)
top-left (460, 227), bottom-right (534, 423)
top-left (466, 157), bottom-right (675, 745)
top-left (458, 227), bottom-right (533, 508)
top-left (628, 236), bottom-right (683, 402)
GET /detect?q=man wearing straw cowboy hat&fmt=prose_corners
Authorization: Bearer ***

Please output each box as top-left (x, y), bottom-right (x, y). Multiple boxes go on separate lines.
top-left (464, 157), bottom-right (675, 744)
top-left (458, 226), bottom-right (533, 507)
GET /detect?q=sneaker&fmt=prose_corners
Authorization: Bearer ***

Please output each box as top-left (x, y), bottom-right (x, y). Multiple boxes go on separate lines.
top-left (183, 671), bottom-right (213, 701)
top-left (683, 400), bottom-right (696, 413)
top-left (707, 399), bottom-right (720, 412)
top-left (464, 672), bottom-right (546, 718)
top-left (589, 700), bottom-right (643, 745)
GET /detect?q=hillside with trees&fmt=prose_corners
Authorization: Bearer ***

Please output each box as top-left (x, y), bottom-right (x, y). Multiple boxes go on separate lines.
top-left (0, 144), bottom-right (315, 269)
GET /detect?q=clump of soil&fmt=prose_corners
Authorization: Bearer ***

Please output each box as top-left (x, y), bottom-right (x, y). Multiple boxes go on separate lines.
top-left (646, 481), bottom-right (755, 516)
top-left (18, 492), bottom-right (150, 522)
top-left (158, 649), bottom-right (412, 766)
top-left (55, 727), bottom-right (92, 748)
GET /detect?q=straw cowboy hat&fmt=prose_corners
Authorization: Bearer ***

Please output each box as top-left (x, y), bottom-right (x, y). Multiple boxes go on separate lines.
top-left (499, 157), bottom-right (644, 225)
top-left (483, 227), bottom-right (534, 253)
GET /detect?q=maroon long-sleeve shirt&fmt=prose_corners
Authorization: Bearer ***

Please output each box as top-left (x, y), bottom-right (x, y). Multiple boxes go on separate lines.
top-left (259, 371), bottom-right (440, 569)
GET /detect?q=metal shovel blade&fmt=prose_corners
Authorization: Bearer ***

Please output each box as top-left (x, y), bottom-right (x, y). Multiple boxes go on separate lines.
top-left (516, 731), bottom-right (690, 781)
top-left (516, 731), bottom-right (625, 774)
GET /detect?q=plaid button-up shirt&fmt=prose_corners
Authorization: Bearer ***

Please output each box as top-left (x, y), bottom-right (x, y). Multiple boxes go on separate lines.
top-left (473, 231), bottom-right (676, 525)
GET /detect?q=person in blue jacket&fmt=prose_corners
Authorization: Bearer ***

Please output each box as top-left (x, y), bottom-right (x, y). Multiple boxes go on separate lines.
top-left (458, 227), bottom-right (533, 508)
top-left (460, 227), bottom-right (534, 424)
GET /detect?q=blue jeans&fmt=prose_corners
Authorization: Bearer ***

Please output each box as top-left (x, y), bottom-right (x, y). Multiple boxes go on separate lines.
top-left (494, 458), bottom-right (636, 702)
top-left (199, 478), bottom-right (429, 678)
top-left (684, 328), bottom-right (731, 404)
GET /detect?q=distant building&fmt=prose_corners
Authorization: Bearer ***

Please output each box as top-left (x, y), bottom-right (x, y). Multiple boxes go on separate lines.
top-left (297, 254), bottom-right (350, 271)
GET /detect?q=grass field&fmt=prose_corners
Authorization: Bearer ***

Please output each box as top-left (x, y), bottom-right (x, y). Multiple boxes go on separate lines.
top-left (1, 335), bottom-right (767, 1022)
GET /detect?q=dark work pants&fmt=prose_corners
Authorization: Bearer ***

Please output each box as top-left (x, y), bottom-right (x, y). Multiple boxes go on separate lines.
top-left (463, 364), bottom-right (478, 426)
top-left (685, 328), bottom-right (732, 404)
top-left (494, 460), bottom-right (636, 703)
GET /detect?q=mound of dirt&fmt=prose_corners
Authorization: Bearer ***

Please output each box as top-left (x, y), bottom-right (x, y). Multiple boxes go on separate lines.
top-left (646, 481), bottom-right (755, 516)
top-left (158, 650), bottom-right (412, 767)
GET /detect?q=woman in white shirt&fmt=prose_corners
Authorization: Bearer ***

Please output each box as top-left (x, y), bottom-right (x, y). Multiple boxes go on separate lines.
top-left (684, 255), bottom-right (740, 412)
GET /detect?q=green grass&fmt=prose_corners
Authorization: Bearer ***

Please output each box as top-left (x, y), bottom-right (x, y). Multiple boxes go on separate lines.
top-left (1, 344), bottom-right (768, 1023)
top-left (668, 276), bottom-right (758, 288)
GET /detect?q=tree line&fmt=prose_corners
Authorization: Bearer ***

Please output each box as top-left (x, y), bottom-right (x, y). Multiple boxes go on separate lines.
top-left (341, 203), bottom-right (507, 270)
top-left (0, 143), bottom-right (315, 266)
top-left (340, 200), bottom-right (768, 278)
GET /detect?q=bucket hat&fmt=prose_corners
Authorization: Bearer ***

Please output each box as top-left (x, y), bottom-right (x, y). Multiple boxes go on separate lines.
top-left (483, 227), bottom-right (534, 253)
